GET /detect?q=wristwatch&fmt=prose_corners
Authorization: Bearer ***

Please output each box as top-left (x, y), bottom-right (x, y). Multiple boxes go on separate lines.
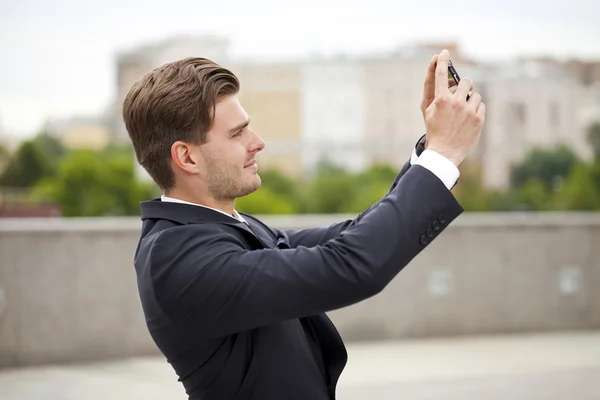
top-left (415, 134), bottom-right (427, 157)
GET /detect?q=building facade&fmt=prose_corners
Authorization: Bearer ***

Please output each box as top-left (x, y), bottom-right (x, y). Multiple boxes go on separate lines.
top-left (230, 60), bottom-right (304, 178)
top-left (115, 37), bottom-right (597, 191)
top-left (300, 57), bottom-right (367, 173)
top-left (477, 61), bottom-right (591, 188)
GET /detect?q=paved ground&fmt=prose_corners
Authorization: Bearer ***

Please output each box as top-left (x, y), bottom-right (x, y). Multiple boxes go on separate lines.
top-left (2, 330), bottom-right (600, 399)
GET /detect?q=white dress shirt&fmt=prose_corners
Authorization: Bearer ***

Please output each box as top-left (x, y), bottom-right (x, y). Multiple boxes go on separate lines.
top-left (160, 195), bottom-right (248, 224)
top-left (410, 148), bottom-right (460, 190)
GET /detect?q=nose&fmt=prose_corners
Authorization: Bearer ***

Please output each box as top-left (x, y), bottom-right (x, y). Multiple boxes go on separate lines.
top-left (249, 130), bottom-right (265, 153)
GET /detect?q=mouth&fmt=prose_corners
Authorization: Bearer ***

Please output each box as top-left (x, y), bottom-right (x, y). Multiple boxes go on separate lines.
top-left (244, 160), bottom-right (258, 170)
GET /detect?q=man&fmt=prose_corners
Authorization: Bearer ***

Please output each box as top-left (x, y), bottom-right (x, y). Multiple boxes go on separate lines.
top-left (123, 49), bottom-right (485, 400)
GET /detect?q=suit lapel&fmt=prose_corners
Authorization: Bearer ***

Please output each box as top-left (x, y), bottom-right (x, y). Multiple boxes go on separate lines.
top-left (244, 221), bottom-right (277, 249)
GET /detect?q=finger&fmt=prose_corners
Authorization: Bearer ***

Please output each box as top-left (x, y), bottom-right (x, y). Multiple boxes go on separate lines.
top-left (477, 101), bottom-right (486, 113)
top-left (448, 79), bottom-right (457, 88)
top-left (423, 54), bottom-right (438, 97)
top-left (455, 77), bottom-right (473, 101)
top-left (449, 85), bottom-right (458, 94)
top-left (476, 102), bottom-right (487, 124)
top-left (435, 49), bottom-right (451, 96)
top-left (467, 92), bottom-right (482, 110)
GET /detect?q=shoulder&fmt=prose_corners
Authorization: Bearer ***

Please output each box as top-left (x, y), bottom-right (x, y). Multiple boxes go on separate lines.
top-left (153, 222), bottom-right (243, 245)
top-left (137, 223), bottom-right (248, 267)
top-left (136, 224), bottom-right (247, 297)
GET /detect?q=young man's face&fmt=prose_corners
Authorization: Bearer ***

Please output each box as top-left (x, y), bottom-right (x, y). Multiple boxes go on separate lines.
top-left (197, 94), bottom-right (265, 202)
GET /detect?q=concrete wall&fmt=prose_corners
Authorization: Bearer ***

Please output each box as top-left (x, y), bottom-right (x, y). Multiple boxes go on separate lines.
top-left (1, 213), bottom-right (599, 368)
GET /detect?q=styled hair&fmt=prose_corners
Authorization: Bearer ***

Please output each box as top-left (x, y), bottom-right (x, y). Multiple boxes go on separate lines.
top-left (122, 57), bottom-right (240, 191)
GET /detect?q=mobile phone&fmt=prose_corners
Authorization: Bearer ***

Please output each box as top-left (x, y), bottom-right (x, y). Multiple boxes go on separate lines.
top-left (448, 60), bottom-right (470, 100)
top-left (448, 60), bottom-right (461, 84)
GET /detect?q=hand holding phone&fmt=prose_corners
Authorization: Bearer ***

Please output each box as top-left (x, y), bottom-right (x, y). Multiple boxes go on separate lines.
top-left (448, 60), bottom-right (461, 84)
top-left (448, 60), bottom-right (470, 100)
top-left (423, 49), bottom-right (485, 167)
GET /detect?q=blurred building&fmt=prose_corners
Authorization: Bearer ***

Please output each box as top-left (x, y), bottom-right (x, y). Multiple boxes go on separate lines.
top-left (300, 55), bottom-right (368, 173)
top-left (363, 49), bottom-right (445, 170)
top-left (231, 60), bottom-right (304, 177)
top-left (578, 83), bottom-right (600, 128)
top-left (562, 59), bottom-right (600, 86)
top-left (473, 61), bottom-right (592, 188)
top-left (44, 117), bottom-right (112, 150)
top-left (297, 44), bottom-right (475, 174)
top-left (115, 36), bottom-right (598, 190)
top-left (114, 37), bottom-right (468, 181)
top-left (518, 56), bottom-right (600, 86)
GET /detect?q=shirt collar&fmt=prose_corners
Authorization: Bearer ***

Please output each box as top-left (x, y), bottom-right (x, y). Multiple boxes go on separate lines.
top-left (160, 195), bottom-right (248, 224)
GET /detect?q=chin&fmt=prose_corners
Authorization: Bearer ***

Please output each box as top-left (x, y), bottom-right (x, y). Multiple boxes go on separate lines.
top-left (238, 176), bottom-right (261, 198)
top-left (249, 177), bottom-right (261, 192)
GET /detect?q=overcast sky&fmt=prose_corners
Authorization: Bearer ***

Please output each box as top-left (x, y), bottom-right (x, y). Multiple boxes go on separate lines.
top-left (1, 0), bottom-right (599, 138)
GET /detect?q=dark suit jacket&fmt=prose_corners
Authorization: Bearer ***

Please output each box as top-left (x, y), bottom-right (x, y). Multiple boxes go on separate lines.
top-left (134, 152), bottom-right (463, 399)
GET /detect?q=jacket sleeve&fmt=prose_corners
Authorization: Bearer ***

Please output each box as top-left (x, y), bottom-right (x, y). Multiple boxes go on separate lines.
top-left (285, 134), bottom-right (427, 248)
top-left (284, 156), bottom-right (413, 248)
top-left (148, 165), bottom-right (462, 337)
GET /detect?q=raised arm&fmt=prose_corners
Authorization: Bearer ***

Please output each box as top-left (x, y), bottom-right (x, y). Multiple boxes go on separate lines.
top-left (282, 154), bottom-right (414, 249)
top-left (283, 51), bottom-right (465, 249)
top-left (144, 165), bottom-right (462, 337)
top-left (283, 133), bottom-right (458, 248)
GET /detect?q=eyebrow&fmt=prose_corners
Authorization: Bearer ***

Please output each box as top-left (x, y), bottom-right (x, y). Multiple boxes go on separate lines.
top-left (228, 118), bottom-right (251, 134)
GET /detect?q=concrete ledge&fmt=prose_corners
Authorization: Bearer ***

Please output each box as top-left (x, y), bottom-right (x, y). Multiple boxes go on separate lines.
top-left (2, 211), bottom-right (600, 232)
top-left (1, 212), bottom-right (599, 368)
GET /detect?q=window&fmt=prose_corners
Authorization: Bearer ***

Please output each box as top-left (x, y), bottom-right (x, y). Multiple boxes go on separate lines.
top-left (549, 102), bottom-right (560, 126)
top-left (508, 102), bottom-right (527, 126)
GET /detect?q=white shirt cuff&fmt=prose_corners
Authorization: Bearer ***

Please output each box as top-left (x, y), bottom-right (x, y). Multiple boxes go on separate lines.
top-left (414, 149), bottom-right (460, 190)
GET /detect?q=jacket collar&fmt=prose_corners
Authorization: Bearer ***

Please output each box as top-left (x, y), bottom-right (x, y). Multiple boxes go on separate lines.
top-left (139, 198), bottom-right (265, 242)
top-left (141, 197), bottom-right (253, 226)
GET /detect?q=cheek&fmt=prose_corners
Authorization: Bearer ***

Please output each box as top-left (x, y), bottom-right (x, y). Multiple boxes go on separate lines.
top-left (208, 140), bottom-right (248, 171)
top-left (216, 145), bottom-right (245, 175)
top-left (234, 141), bottom-right (251, 164)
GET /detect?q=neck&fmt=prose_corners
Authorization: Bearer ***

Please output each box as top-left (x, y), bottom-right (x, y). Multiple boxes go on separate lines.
top-left (164, 188), bottom-right (235, 216)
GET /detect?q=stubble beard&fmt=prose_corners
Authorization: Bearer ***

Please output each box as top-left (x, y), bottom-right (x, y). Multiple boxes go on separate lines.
top-left (205, 160), bottom-right (261, 203)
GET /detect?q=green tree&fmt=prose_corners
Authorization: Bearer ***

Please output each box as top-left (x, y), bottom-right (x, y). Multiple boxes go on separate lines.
top-left (32, 132), bottom-right (67, 165)
top-left (257, 169), bottom-right (304, 212)
top-left (516, 179), bottom-right (552, 211)
top-left (553, 161), bottom-right (600, 210)
top-left (587, 121), bottom-right (600, 160)
top-left (32, 150), bottom-right (156, 216)
top-left (100, 142), bottom-right (135, 159)
top-left (0, 140), bottom-right (55, 187)
top-left (486, 190), bottom-right (522, 211)
top-left (304, 162), bottom-right (359, 214)
top-left (0, 143), bottom-right (9, 173)
top-left (341, 181), bottom-right (390, 213)
top-left (355, 164), bottom-right (397, 186)
top-left (235, 187), bottom-right (296, 214)
top-left (452, 160), bottom-right (494, 211)
top-left (339, 164), bottom-right (398, 213)
top-left (510, 145), bottom-right (580, 190)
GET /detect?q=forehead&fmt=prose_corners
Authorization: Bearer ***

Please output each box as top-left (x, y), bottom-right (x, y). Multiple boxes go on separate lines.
top-left (212, 95), bottom-right (248, 132)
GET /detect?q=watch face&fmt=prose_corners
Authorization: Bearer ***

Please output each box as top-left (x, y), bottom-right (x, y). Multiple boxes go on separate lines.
top-left (416, 134), bottom-right (427, 154)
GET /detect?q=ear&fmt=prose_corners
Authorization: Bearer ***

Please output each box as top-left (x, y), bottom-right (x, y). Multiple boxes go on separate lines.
top-left (170, 141), bottom-right (202, 175)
